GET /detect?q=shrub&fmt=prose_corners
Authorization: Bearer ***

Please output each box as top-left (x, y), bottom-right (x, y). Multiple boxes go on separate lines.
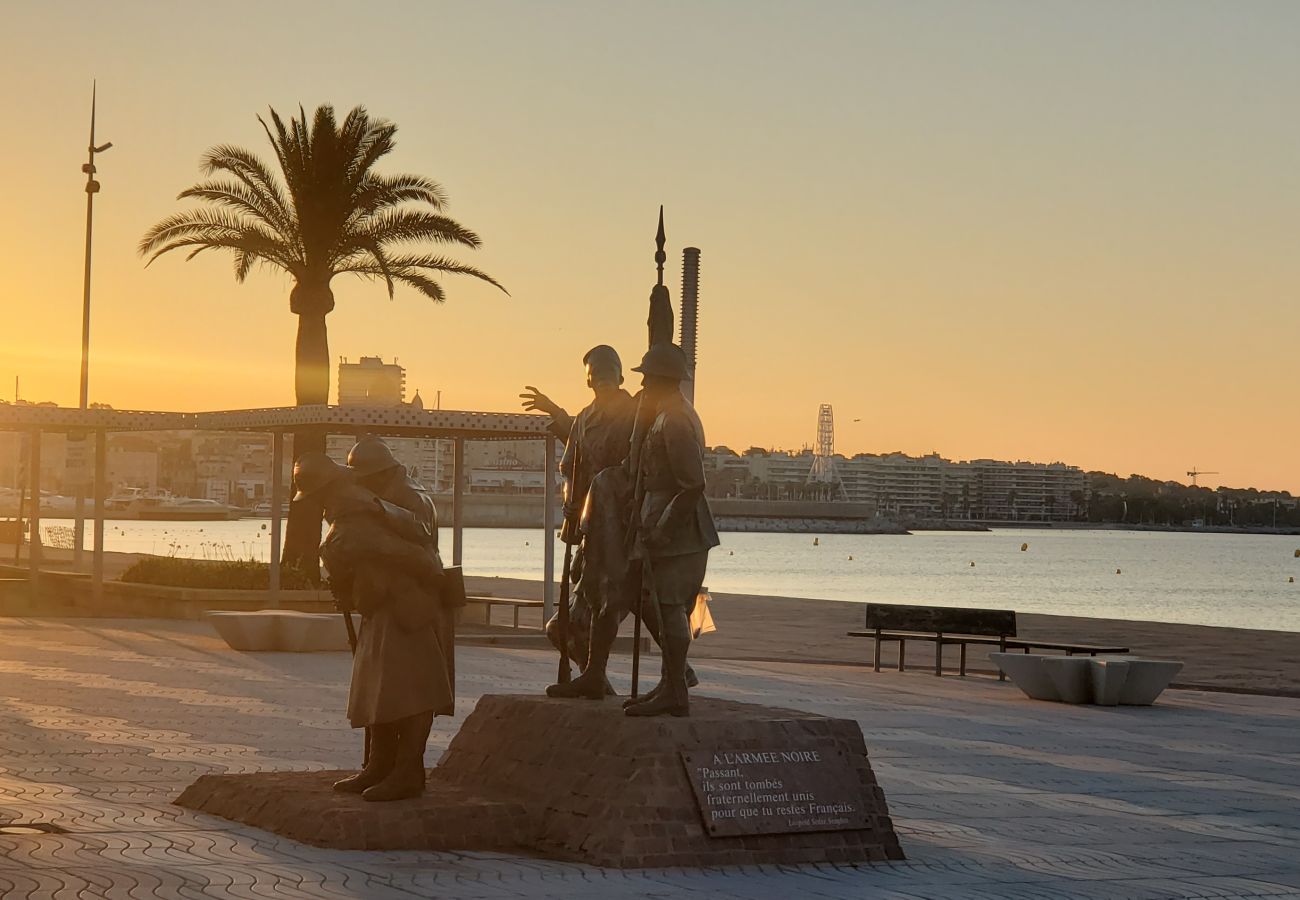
top-left (119, 557), bottom-right (316, 590)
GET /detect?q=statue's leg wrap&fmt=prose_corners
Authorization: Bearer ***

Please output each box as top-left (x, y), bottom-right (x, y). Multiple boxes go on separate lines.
top-left (333, 722), bottom-right (397, 793)
top-left (362, 711), bottom-right (432, 802)
top-left (626, 601), bottom-right (690, 717)
top-left (634, 582), bottom-right (699, 688)
top-left (626, 551), bottom-right (704, 718)
top-left (547, 606), bottom-right (619, 699)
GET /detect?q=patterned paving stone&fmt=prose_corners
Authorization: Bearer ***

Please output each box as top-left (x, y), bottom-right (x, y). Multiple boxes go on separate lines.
top-left (1, 617), bottom-right (1299, 899)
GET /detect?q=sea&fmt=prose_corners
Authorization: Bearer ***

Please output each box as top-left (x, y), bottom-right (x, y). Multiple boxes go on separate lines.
top-left (34, 519), bottom-right (1300, 633)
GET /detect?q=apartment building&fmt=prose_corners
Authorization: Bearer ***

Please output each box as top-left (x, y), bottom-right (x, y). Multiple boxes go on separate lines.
top-left (705, 447), bottom-right (1088, 522)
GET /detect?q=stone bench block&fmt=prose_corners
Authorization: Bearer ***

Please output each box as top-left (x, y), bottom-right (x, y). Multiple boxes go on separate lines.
top-left (989, 652), bottom-right (1060, 701)
top-left (1116, 658), bottom-right (1183, 706)
top-left (1041, 657), bottom-right (1093, 704)
top-left (1088, 659), bottom-right (1130, 706)
top-left (205, 610), bottom-right (351, 652)
top-left (991, 652), bottom-right (1182, 706)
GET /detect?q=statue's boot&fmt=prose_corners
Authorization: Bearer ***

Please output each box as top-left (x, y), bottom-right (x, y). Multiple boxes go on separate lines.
top-left (363, 711), bottom-right (432, 802)
top-left (639, 596), bottom-right (699, 688)
top-left (333, 722), bottom-right (397, 793)
top-left (626, 605), bottom-right (691, 718)
top-left (547, 611), bottom-right (619, 700)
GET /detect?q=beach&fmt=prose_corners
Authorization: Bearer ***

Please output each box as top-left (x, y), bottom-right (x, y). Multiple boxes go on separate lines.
top-left (10, 544), bottom-right (1299, 696)
top-left (465, 574), bottom-right (1300, 696)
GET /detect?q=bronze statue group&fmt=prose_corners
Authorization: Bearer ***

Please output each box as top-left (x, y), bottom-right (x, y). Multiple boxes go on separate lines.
top-left (291, 226), bottom-right (718, 803)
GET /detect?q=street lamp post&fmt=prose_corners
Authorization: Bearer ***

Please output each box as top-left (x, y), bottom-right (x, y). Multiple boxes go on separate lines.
top-left (73, 82), bottom-right (112, 570)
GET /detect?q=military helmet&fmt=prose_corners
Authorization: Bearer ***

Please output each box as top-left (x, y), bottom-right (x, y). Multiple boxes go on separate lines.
top-left (582, 344), bottom-right (622, 376)
top-left (347, 436), bottom-right (402, 477)
top-left (631, 343), bottom-right (692, 382)
top-left (292, 452), bottom-right (350, 501)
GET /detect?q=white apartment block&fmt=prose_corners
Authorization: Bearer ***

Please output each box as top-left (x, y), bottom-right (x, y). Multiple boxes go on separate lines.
top-left (706, 448), bottom-right (1088, 522)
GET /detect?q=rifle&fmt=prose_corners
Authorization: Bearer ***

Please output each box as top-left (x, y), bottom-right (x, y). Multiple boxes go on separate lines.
top-left (556, 431), bottom-right (580, 683)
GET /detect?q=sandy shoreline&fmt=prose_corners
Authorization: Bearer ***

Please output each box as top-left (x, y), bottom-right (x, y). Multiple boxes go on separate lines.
top-left (12, 549), bottom-right (1296, 695)
top-left (465, 574), bottom-right (1300, 696)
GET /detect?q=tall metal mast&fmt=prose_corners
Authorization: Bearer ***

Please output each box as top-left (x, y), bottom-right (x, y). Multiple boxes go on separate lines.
top-left (73, 82), bottom-right (112, 568)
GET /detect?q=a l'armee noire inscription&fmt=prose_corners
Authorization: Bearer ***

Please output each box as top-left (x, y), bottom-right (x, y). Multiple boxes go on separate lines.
top-left (681, 746), bottom-right (871, 837)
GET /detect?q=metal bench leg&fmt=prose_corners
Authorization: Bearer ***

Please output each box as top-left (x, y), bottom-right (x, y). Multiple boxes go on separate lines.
top-left (873, 628), bottom-right (882, 673)
top-left (935, 633), bottom-right (943, 676)
top-left (1066, 649), bottom-right (1074, 657)
top-left (999, 637), bottom-right (1007, 681)
top-left (897, 639), bottom-right (906, 673)
top-left (959, 643), bottom-right (968, 677)
top-left (513, 607), bottom-right (520, 629)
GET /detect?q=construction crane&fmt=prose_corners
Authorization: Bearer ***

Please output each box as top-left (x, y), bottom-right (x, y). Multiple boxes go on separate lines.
top-left (1187, 468), bottom-right (1218, 486)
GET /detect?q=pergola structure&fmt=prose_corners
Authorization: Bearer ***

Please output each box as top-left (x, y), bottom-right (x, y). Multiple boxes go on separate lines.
top-left (0, 404), bottom-right (559, 614)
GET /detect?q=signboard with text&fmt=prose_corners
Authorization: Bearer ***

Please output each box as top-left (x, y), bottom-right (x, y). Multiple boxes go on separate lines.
top-left (680, 745), bottom-right (871, 837)
top-left (64, 433), bottom-right (92, 493)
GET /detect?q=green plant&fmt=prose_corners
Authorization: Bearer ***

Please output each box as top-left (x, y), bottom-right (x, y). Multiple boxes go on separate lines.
top-left (119, 557), bottom-right (316, 590)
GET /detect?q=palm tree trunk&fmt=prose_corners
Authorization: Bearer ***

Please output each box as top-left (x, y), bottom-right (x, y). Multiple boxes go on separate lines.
top-left (283, 309), bottom-right (330, 576)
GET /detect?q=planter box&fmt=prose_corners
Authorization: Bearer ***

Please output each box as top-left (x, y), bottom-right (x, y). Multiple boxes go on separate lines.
top-left (2, 568), bottom-right (332, 619)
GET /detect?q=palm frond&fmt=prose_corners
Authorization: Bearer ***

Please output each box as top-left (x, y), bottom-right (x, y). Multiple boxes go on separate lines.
top-left (139, 208), bottom-right (295, 274)
top-left (338, 252), bottom-right (508, 294)
top-left (344, 265), bottom-right (446, 302)
top-left (337, 210), bottom-right (482, 258)
top-left (199, 145), bottom-right (296, 232)
top-left (178, 179), bottom-right (293, 242)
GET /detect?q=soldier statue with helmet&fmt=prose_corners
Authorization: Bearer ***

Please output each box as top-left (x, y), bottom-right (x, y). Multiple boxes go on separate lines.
top-left (622, 342), bottom-right (719, 717)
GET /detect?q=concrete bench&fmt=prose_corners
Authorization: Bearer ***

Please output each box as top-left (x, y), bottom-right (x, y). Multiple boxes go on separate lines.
top-left (205, 610), bottom-right (352, 652)
top-left (461, 595), bottom-right (544, 629)
top-left (991, 652), bottom-right (1183, 706)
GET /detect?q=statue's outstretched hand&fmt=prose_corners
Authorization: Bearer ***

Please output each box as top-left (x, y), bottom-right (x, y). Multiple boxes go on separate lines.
top-left (519, 385), bottom-right (562, 419)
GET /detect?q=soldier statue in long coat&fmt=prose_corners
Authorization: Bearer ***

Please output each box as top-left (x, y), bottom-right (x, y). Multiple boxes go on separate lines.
top-left (623, 343), bottom-right (719, 717)
top-left (292, 450), bottom-right (453, 802)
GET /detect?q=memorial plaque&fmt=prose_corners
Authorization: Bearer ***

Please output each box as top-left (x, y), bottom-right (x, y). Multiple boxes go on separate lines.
top-left (680, 744), bottom-right (872, 837)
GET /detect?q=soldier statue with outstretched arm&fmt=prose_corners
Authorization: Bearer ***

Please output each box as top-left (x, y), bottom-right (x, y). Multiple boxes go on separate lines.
top-left (624, 343), bottom-right (719, 718)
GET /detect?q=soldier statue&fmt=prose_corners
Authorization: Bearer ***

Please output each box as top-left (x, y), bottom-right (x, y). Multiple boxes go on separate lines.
top-left (623, 343), bottom-right (719, 717)
top-left (521, 346), bottom-right (697, 698)
top-left (292, 450), bottom-right (453, 802)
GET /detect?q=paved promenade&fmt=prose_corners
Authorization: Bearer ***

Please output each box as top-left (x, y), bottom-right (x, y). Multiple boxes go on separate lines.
top-left (1, 618), bottom-right (1298, 899)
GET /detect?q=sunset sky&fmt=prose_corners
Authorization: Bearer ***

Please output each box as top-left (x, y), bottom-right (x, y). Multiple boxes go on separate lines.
top-left (3, 2), bottom-right (1299, 492)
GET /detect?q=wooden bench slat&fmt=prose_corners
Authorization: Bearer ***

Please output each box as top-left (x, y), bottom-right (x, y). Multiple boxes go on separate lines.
top-left (865, 603), bottom-right (1016, 637)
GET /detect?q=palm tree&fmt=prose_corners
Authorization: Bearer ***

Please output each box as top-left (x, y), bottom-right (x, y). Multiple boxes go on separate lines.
top-left (140, 104), bottom-right (506, 570)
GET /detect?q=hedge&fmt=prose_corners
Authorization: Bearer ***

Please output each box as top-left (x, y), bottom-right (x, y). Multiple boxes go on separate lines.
top-left (119, 557), bottom-right (316, 590)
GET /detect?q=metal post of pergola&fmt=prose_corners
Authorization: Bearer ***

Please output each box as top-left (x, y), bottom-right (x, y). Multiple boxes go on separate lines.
top-left (268, 431), bottom-right (284, 605)
top-left (27, 429), bottom-right (41, 592)
top-left (92, 430), bottom-right (106, 604)
top-left (452, 437), bottom-right (465, 567)
top-left (542, 437), bottom-right (557, 622)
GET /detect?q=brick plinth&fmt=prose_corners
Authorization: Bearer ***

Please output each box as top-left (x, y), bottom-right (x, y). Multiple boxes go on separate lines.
top-left (176, 694), bottom-right (904, 867)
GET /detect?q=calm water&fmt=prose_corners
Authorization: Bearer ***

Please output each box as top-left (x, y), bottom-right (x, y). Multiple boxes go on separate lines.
top-left (42, 520), bottom-right (1300, 633)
